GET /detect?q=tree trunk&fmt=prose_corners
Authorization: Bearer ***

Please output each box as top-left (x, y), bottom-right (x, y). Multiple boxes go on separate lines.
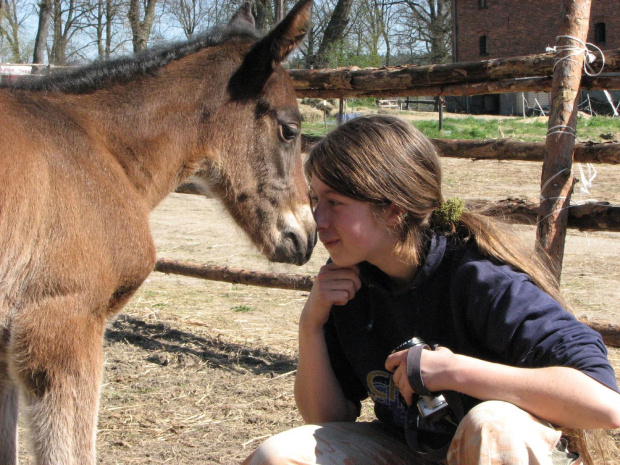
top-left (308, 0), bottom-right (353, 68)
top-left (128, 0), bottom-right (158, 53)
top-left (536, 0), bottom-right (592, 282)
top-left (105, 0), bottom-right (113, 58)
top-left (253, 0), bottom-right (266, 31)
top-left (49, 0), bottom-right (66, 65)
top-left (32, 0), bottom-right (52, 66)
top-left (274, 0), bottom-right (283, 23)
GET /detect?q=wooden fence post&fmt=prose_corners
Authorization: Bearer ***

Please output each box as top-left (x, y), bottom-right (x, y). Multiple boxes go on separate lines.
top-left (536, 0), bottom-right (592, 282)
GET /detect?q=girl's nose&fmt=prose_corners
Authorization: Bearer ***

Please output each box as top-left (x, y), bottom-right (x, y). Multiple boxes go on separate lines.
top-left (312, 203), bottom-right (328, 230)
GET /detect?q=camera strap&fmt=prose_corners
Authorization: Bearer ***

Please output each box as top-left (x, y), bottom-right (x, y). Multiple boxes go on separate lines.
top-left (406, 344), bottom-right (433, 396)
top-left (404, 345), bottom-right (465, 462)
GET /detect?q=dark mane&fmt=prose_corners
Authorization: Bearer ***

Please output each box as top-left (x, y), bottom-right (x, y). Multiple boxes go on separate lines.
top-left (6, 25), bottom-right (261, 94)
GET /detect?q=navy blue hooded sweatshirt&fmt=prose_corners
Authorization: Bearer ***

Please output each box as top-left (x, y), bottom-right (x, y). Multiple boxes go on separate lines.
top-left (323, 234), bottom-right (619, 430)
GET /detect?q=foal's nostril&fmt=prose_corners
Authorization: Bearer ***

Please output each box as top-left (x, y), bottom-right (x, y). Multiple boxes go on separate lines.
top-left (277, 230), bottom-right (313, 265)
top-left (285, 230), bottom-right (301, 253)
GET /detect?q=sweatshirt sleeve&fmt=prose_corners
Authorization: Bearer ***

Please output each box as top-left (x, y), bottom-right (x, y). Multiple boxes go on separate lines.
top-left (453, 258), bottom-right (619, 393)
top-left (323, 312), bottom-right (367, 414)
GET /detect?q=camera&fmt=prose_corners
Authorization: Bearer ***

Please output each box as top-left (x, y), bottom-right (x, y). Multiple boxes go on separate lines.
top-left (391, 337), bottom-right (451, 424)
top-left (391, 338), bottom-right (465, 461)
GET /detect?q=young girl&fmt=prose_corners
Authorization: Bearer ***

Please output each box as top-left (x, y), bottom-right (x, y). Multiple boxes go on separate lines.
top-left (243, 115), bottom-right (620, 465)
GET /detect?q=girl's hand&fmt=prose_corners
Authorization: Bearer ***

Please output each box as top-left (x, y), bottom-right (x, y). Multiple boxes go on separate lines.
top-left (385, 346), bottom-right (456, 404)
top-left (300, 263), bottom-right (361, 333)
top-left (385, 349), bottom-right (414, 405)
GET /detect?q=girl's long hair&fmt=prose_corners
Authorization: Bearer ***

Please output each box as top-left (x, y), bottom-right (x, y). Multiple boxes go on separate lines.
top-left (305, 114), bottom-right (617, 463)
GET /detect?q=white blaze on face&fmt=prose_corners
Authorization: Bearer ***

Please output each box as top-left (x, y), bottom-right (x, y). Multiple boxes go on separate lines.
top-left (267, 202), bottom-right (315, 264)
top-left (281, 203), bottom-right (314, 240)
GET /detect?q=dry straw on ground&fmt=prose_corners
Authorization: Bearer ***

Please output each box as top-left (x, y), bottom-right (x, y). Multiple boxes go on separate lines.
top-left (17, 130), bottom-right (620, 464)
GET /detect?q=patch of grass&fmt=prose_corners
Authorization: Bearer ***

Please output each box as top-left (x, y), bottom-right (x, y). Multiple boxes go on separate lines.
top-left (302, 112), bottom-right (619, 143)
top-left (302, 120), bottom-right (338, 137)
top-left (412, 116), bottom-right (550, 141)
top-left (232, 305), bottom-right (254, 313)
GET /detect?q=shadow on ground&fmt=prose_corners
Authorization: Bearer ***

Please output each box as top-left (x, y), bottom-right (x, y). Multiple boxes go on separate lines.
top-left (105, 314), bottom-right (297, 375)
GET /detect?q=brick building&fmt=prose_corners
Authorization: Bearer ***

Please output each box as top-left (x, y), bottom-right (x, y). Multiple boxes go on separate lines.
top-left (450, 0), bottom-right (619, 115)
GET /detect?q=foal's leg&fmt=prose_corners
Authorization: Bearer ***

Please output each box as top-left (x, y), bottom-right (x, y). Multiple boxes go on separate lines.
top-left (12, 296), bottom-right (105, 465)
top-left (0, 359), bottom-right (19, 465)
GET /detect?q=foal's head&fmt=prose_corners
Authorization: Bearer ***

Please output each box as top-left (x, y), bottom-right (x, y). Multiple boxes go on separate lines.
top-left (191, 0), bottom-right (316, 265)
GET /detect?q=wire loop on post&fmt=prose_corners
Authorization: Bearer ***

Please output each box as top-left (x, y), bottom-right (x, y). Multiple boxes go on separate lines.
top-left (545, 35), bottom-right (605, 77)
top-left (547, 125), bottom-right (577, 138)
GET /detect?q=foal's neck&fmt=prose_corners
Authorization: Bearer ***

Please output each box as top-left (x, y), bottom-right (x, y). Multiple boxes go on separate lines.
top-left (65, 51), bottom-right (234, 208)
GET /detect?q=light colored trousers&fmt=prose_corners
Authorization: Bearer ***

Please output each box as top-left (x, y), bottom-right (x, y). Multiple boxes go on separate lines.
top-left (242, 401), bottom-right (581, 465)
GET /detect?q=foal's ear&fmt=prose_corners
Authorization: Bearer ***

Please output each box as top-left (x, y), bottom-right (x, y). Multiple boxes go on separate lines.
top-left (228, 2), bottom-right (255, 29)
top-left (229, 0), bottom-right (312, 98)
top-left (255, 0), bottom-right (312, 67)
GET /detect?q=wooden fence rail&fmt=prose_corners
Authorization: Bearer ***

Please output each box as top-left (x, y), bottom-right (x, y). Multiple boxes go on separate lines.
top-left (468, 198), bottom-right (620, 232)
top-left (160, 1), bottom-right (620, 347)
top-left (153, 258), bottom-right (620, 348)
top-left (154, 259), bottom-right (315, 291)
top-left (289, 48), bottom-right (620, 98)
top-left (301, 135), bottom-right (620, 165)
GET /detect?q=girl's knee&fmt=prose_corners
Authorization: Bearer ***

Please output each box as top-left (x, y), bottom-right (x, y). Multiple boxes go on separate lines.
top-left (460, 400), bottom-right (536, 435)
top-left (243, 425), bottom-right (320, 465)
top-left (447, 401), bottom-right (562, 465)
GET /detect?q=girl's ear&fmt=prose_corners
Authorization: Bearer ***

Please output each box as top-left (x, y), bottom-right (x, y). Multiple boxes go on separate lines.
top-left (385, 204), bottom-right (406, 228)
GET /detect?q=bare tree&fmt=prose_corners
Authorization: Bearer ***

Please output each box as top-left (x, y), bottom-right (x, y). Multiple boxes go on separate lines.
top-left (128, 0), bottom-right (157, 52)
top-left (307, 0), bottom-right (353, 68)
top-left (274, 0), bottom-right (282, 22)
top-left (32, 0), bottom-right (52, 64)
top-left (0, 0), bottom-right (28, 61)
top-left (392, 0), bottom-right (451, 64)
top-left (165, 0), bottom-right (211, 39)
top-left (49, 0), bottom-right (93, 64)
top-left (353, 0), bottom-right (396, 66)
top-left (90, 0), bottom-right (124, 59)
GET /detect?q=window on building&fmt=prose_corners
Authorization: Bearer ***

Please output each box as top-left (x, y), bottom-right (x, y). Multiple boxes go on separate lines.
top-left (478, 0), bottom-right (488, 8)
top-left (594, 22), bottom-right (606, 45)
top-left (479, 36), bottom-right (488, 56)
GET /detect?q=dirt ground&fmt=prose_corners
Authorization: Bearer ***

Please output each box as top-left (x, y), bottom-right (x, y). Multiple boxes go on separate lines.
top-left (17, 137), bottom-right (620, 463)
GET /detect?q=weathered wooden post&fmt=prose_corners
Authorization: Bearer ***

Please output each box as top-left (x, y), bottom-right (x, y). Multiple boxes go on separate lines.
top-left (536, 0), bottom-right (592, 282)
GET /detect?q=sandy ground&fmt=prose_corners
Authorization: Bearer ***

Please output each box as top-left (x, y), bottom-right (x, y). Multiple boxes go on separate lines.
top-left (16, 152), bottom-right (620, 464)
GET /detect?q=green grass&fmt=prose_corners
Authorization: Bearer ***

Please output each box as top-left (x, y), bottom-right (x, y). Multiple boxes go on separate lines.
top-left (412, 116), bottom-right (549, 141)
top-left (302, 119), bottom-right (339, 137)
top-left (302, 113), bottom-right (619, 143)
top-left (232, 305), bottom-right (254, 313)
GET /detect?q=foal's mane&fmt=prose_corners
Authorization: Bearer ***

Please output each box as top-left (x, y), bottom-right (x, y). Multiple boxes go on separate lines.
top-left (5, 25), bottom-right (261, 94)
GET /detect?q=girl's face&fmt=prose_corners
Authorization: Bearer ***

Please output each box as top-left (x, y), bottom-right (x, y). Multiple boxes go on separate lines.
top-left (310, 176), bottom-right (399, 270)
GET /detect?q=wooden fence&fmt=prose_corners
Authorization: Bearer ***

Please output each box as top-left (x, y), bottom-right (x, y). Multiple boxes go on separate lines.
top-left (157, 0), bottom-right (620, 344)
top-left (288, 0), bottom-right (617, 281)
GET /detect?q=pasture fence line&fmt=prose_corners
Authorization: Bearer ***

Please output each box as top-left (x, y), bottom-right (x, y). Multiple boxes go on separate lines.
top-left (174, 180), bottom-right (620, 233)
top-left (154, 258), bottom-right (314, 291)
top-left (430, 139), bottom-right (620, 165)
top-left (287, 48), bottom-right (620, 99)
top-left (158, 0), bottom-right (620, 344)
top-left (300, 134), bottom-right (620, 165)
top-left (536, 0), bottom-right (592, 281)
top-left (153, 258), bottom-right (620, 349)
top-left (289, 0), bottom-right (616, 281)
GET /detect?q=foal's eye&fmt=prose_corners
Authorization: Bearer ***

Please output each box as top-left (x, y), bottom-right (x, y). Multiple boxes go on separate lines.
top-left (309, 195), bottom-right (318, 209)
top-left (279, 123), bottom-right (299, 142)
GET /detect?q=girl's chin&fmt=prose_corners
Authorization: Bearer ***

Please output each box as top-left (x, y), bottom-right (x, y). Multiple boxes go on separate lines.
top-left (327, 254), bottom-right (361, 268)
